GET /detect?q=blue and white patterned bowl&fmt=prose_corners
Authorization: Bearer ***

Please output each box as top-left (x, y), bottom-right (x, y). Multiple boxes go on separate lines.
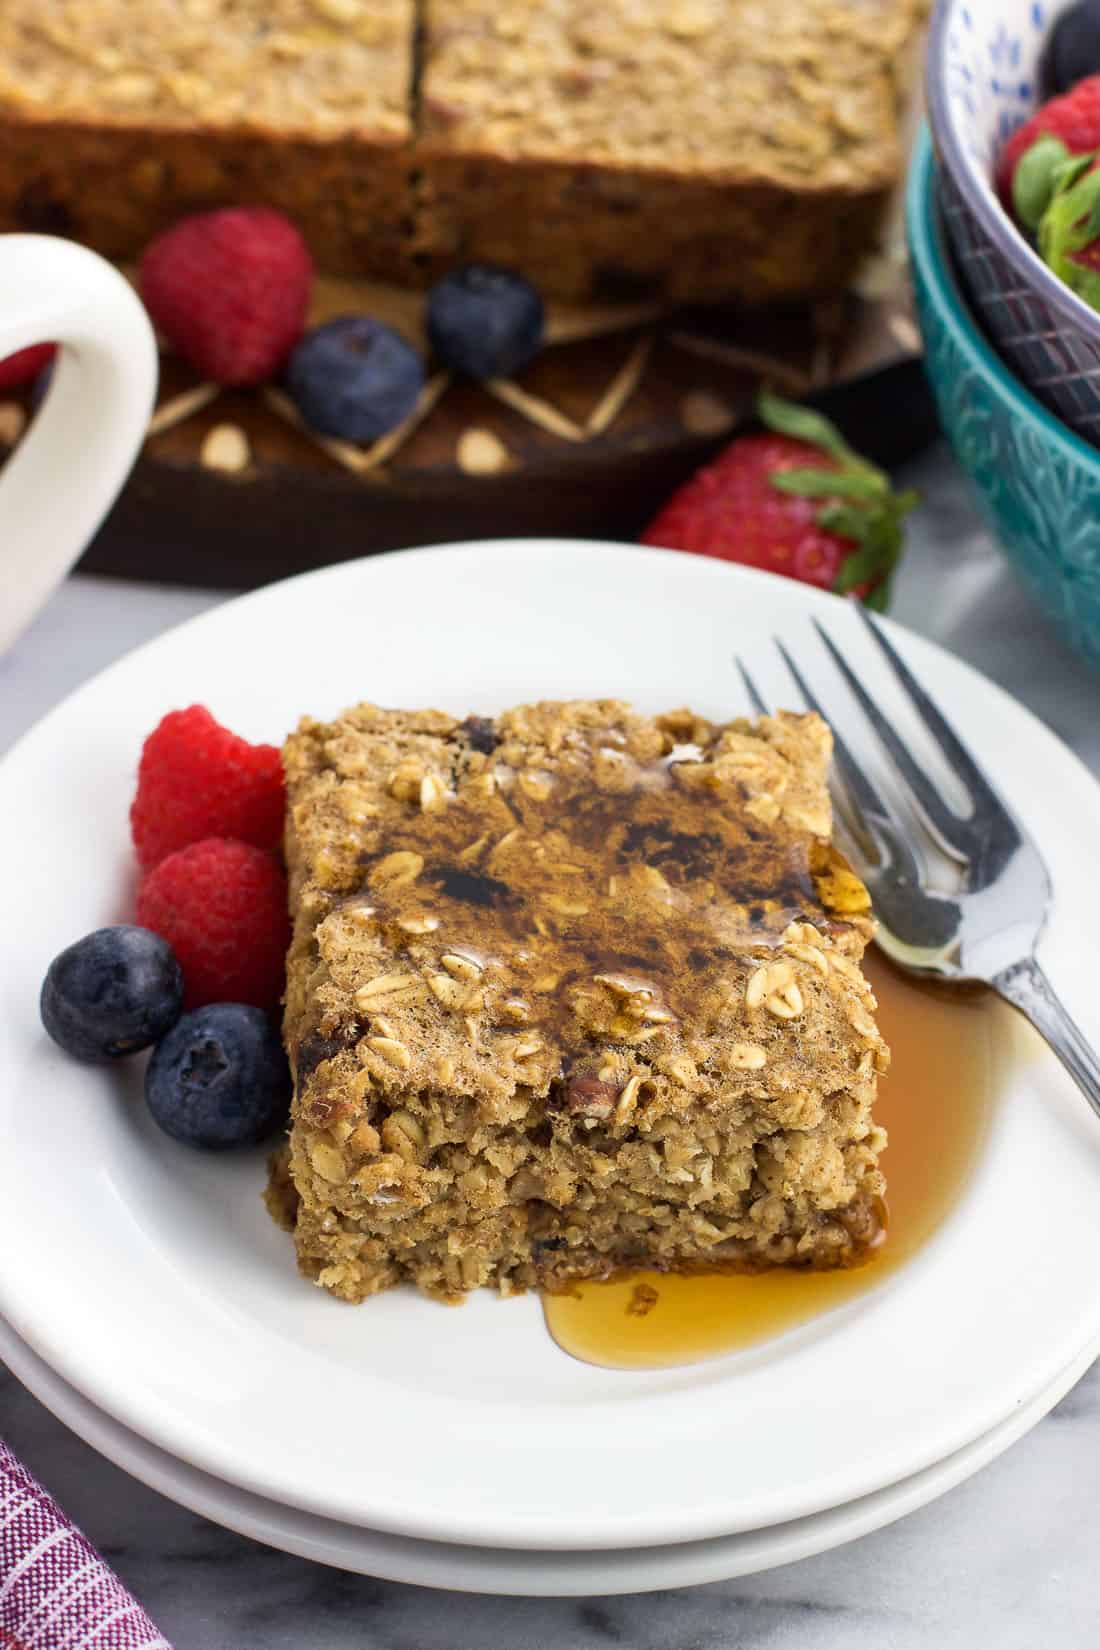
top-left (928, 0), bottom-right (1100, 445)
top-left (908, 128), bottom-right (1100, 662)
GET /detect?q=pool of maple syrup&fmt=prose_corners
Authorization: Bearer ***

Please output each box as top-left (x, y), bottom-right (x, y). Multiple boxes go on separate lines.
top-left (543, 951), bottom-right (993, 1369)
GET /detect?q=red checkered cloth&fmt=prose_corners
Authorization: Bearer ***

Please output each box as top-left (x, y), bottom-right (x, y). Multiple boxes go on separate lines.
top-left (0, 1441), bottom-right (172, 1650)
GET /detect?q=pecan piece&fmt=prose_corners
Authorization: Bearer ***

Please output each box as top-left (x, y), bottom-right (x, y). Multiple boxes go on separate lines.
top-left (563, 1074), bottom-right (619, 1119)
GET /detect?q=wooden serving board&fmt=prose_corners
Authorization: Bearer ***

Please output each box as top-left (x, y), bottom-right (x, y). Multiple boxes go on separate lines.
top-left (3, 263), bottom-right (935, 593)
top-left (0, 29), bottom-right (933, 593)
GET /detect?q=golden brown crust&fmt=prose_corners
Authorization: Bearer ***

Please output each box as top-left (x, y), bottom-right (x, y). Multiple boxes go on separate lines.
top-left (0, 1), bottom-right (412, 133)
top-left (420, 0), bottom-right (917, 187)
top-left (277, 699), bottom-right (888, 1303)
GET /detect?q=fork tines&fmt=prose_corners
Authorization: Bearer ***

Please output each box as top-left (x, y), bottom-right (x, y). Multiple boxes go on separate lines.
top-left (736, 607), bottom-right (1024, 885)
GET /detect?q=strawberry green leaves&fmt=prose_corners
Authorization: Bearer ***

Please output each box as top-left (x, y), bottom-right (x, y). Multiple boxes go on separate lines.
top-left (1013, 133), bottom-right (1074, 230)
top-left (758, 394), bottom-right (915, 609)
top-left (1038, 150), bottom-right (1100, 310)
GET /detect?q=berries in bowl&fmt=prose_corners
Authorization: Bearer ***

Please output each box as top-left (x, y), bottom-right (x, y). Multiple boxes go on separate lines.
top-left (907, 128), bottom-right (1100, 665)
top-left (927, 0), bottom-right (1100, 446)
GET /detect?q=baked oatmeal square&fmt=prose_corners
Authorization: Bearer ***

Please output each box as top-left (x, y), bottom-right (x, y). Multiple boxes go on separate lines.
top-left (271, 699), bottom-right (888, 1302)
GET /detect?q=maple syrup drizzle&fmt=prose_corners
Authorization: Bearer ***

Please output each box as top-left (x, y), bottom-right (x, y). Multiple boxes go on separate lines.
top-left (542, 952), bottom-right (992, 1369)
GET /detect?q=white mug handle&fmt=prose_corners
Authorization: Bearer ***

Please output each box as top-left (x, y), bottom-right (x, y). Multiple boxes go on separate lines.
top-left (0, 234), bottom-right (158, 654)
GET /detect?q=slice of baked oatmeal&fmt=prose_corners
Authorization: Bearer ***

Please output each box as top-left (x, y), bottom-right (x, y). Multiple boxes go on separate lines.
top-left (417, 0), bottom-right (922, 304)
top-left (0, 0), bottom-right (417, 278)
top-left (271, 699), bottom-right (888, 1302)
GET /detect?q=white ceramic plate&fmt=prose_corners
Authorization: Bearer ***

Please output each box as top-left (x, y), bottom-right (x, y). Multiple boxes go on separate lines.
top-left (2, 1312), bottom-right (1093, 1597)
top-left (3, 542), bottom-right (1100, 1553)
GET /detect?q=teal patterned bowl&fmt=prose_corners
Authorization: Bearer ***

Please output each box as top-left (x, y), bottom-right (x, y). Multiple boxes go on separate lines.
top-left (908, 126), bottom-right (1100, 665)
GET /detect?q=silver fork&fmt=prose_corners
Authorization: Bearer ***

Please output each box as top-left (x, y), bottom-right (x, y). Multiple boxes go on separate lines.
top-left (737, 607), bottom-right (1100, 1119)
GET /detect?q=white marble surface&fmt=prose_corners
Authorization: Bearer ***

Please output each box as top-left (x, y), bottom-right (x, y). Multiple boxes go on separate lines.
top-left (3, 442), bottom-right (1100, 1646)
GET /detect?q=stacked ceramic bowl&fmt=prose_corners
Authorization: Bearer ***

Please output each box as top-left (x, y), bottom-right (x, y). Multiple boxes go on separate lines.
top-left (4, 543), bottom-right (1100, 1596)
top-left (917, 0), bottom-right (1100, 664)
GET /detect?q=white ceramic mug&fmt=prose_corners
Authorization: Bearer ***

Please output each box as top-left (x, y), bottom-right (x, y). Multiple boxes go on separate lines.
top-left (1, 234), bottom-right (157, 654)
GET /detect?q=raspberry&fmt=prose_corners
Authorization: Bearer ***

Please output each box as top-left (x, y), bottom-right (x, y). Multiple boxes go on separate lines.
top-left (139, 207), bottom-right (313, 385)
top-left (136, 839), bottom-right (290, 1012)
top-left (0, 343), bottom-right (55, 391)
top-left (131, 705), bottom-right (285, 872)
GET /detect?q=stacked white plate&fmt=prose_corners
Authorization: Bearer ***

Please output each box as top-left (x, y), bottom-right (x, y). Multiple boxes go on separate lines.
top-left (3, 543), bottom-right (1100, 1597)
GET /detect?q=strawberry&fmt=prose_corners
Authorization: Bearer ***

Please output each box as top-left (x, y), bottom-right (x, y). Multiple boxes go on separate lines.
top-left (999, 73), bottom-right (1100, 303)
top-left (997, 74), bottom-right (1100, 221)
top-left (139, 207), bottom-right (313, 386)
top-left (0, 343), bottom-right (55, 392)
top-left (640, 394), bottom-right (915, 610)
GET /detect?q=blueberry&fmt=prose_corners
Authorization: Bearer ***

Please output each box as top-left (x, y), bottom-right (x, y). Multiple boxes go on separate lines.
top-left (1041, 0), bottom-right (1100, 95)
top-left (426, 264), bottom-right (544, 379)
top-left (284, 315), bottom-right (424, 442)
top-left (145, 1003), bottom-right (291, 1149)
top-left (40, 925), bottom-right (184, 1063)
top-left (460, 714), bottom-right (498, 754)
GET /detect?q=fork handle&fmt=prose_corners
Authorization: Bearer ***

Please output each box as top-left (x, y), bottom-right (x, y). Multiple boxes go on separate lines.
top-left (993, 958), bottom-right (1100, 1123)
